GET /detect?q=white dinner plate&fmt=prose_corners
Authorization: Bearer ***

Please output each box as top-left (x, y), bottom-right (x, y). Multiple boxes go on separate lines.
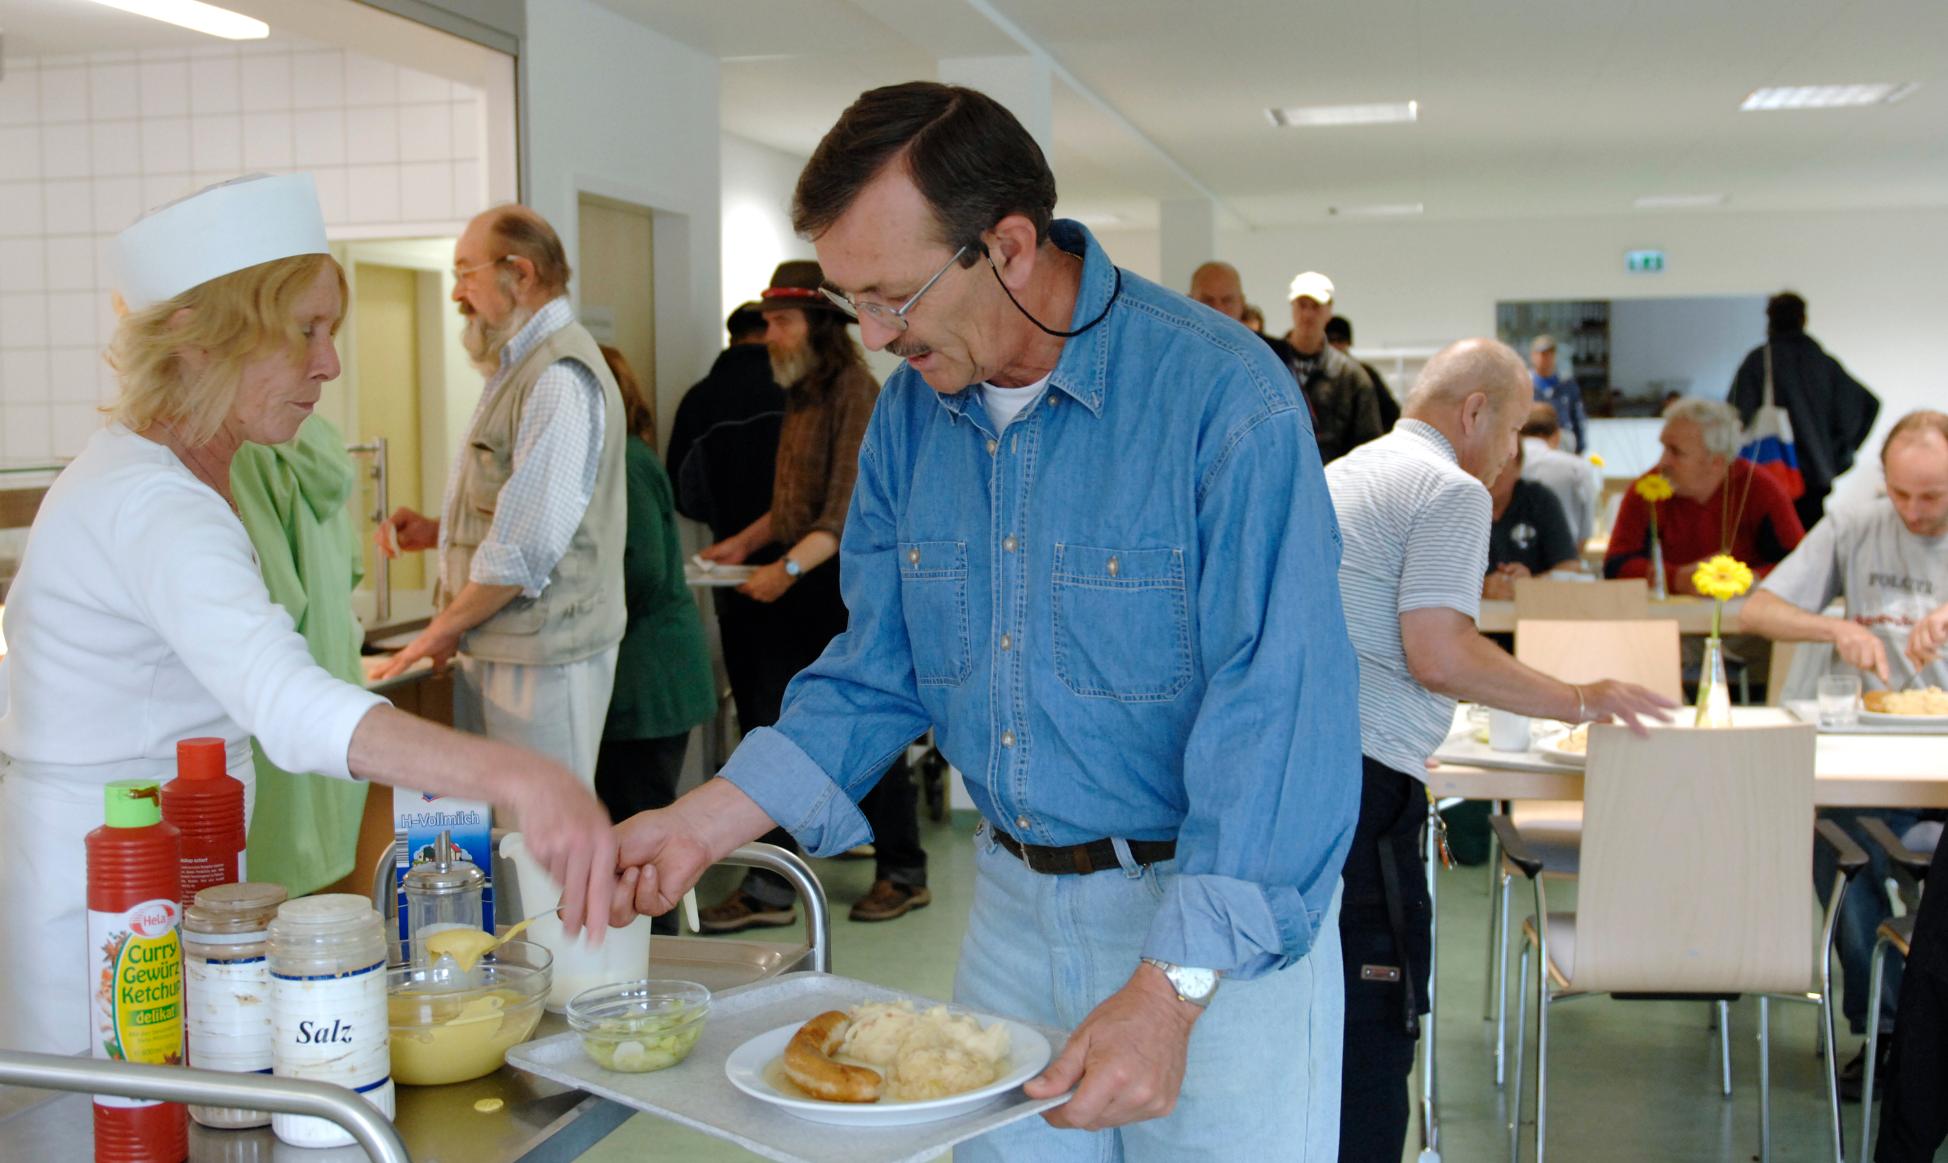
top-left (1860, 708), bottom-right (1948, 726)
top-left (723, 1014), bottom-right (1052, 1127)
top-left (1532, 727), bottom-right (1589, 767)
top-left (684, 559), bottom-right (755, 587)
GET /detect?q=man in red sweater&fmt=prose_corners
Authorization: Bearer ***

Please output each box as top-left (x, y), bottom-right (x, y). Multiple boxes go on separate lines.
top-left (1605, 397), bottom-right (1806, 593)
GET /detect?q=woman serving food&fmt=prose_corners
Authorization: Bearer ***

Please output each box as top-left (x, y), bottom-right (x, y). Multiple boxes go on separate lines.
top-left (0, 175), bottom-right (619, 1054)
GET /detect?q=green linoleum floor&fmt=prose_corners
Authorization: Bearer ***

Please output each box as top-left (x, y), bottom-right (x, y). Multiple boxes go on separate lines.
top-left (578, 810), bottom-right (1876, 1162)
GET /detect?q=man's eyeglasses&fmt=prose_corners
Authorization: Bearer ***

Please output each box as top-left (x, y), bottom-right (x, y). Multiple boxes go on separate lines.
top-left (451, 256), bottom-right (510, 283)
top-left (819, 245), bottom-right (971, 334)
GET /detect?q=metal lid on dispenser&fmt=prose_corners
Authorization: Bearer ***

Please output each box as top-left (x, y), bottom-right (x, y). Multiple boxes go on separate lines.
top-left (402, 829), bottom-right (485, 896)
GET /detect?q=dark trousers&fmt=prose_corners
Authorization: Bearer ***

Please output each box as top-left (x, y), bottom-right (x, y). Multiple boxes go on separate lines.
top-left (593, 733), bottom-right (689, 824)
top-left (1876, 834), bottom-right (1948, 1161)
top-left (1338, 756), bottom-right (1432, 1163)
top-left (1816, 808), bottom-right (1919, 1034)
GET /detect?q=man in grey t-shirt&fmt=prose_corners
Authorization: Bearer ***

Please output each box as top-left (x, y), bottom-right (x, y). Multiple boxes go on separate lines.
top-left (1324, 338), bottom-right (1672, 1160)
top-left (1741, 409), bottom-right (1948, 1091)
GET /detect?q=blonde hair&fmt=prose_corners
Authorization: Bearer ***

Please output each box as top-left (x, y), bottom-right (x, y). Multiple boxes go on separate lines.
top-left (107, 253), bottom-right (345, 444)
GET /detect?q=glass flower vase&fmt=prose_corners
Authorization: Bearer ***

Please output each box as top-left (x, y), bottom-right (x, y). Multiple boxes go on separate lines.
top-left (1695, 636), bottom-right (1733, 728)
top-left (1648, 536), bottom-right (1668, 601)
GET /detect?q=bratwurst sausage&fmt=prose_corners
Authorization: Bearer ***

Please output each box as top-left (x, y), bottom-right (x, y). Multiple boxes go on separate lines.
top-left (783, 1010), bottom-right (883, 1102)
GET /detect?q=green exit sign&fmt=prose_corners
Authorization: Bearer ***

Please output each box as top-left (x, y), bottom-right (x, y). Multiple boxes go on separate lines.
top-left (1626, 249), bottom-right (1667, 273)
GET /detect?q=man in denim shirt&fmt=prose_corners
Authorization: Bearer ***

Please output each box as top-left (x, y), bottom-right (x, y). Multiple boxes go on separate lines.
top-left (611, 82), bottom-right (1361, 1158)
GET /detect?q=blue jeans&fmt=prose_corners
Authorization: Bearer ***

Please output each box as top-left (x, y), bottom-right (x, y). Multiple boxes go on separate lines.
top-left (954, 822), bottom-right (1344, 1162)
top-left (1815, 808), bottom-right (1919, 1036)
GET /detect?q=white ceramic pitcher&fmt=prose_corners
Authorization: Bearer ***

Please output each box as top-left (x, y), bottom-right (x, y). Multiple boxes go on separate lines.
top-left (497, 831), bottom-right (653, 1010)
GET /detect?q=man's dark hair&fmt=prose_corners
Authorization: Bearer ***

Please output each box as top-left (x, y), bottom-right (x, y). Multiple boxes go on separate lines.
top-left (792, 82), bottom-right (1057, 257)
top-left (726, 304), bottom-right (766, 342)
top-left (1325, 315), bottom-right (1353, 345)
top-left (1766, 291), bottom-right (1807, 337)
top-left (1521, 401), bottom-right (1561, 439)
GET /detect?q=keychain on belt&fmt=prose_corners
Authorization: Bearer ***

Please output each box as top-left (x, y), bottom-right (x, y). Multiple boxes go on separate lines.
top-left (1425, 786), bottom-right (1454, 869)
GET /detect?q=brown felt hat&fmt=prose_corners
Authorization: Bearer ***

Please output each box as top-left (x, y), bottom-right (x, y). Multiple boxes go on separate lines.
top-left (758, 259), bottom-right (844, 315)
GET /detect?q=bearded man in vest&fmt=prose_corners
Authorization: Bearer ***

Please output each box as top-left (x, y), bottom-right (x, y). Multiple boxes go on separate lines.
top-left (375, 206), bottom-right (628, 796)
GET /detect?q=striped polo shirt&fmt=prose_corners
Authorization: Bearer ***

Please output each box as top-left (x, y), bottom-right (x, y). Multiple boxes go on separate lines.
top-left (1326, 419), bottom-right (1492, 778)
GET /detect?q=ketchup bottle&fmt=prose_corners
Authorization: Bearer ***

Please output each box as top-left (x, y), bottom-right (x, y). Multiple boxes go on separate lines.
top-left (160, 738), bottom-right (247, 907)
top-left (86, 780), bottom-right (189, 1163)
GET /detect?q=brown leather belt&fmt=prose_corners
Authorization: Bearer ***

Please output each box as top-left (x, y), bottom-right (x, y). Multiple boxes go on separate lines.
top-left (991, 827), bottom-right (1176, 876)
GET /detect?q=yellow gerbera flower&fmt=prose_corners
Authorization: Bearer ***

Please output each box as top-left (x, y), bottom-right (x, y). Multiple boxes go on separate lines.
top-left (1692, 554), bottom-right (1755, 602)
top-left (1588, 453), bottom-right (1605, 468)
top-left (1635, 472), bottom-right (1674, 503)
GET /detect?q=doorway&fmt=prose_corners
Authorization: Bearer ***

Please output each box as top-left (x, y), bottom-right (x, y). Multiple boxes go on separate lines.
top-left (577, 194), bottom-right (658, 442)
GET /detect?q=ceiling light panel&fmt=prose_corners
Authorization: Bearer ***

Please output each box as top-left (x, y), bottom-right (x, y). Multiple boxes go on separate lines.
top-left (1739, 83), bottom-right (1916, 111)
top-left (82, 0), bottom-right (269, 40)
top-left (1268, 101), bottom-right (1418, 128)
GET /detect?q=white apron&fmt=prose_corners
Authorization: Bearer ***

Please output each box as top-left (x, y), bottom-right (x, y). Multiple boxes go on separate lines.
top-left (0, 750), bottom-right (254, 1054)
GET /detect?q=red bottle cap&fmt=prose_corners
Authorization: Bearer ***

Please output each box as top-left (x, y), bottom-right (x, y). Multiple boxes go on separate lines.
top-left (175, 737), bottom-right (228, 780)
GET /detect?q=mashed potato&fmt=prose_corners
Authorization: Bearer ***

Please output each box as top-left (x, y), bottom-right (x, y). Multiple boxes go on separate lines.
top-left (836, 1001), bottom-right (1011, 1101)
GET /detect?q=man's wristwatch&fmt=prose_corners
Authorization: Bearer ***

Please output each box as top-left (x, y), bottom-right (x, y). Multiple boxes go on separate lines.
top-left (782, 556), bottom-right (803, 579)
top-left (1140, 958), bottom-right (1221, 1008)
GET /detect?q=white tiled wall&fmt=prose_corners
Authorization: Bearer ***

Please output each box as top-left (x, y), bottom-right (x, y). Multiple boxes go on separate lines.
top-left (0, 38), bottom-right (489, 464)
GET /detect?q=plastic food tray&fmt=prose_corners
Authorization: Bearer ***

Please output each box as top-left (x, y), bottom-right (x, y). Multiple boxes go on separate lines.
top-left (505, 972), bottom-right (1070, 1163)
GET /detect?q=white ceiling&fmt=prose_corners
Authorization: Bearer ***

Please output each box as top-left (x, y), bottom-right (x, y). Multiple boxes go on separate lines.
top-left (600, 0), bottom-right (1948, 229)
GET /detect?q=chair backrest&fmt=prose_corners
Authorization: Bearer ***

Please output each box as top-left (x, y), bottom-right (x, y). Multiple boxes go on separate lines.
top-left (1512, 576), bottom-right (1651, 621)
top-left (1569, 723), bottom-right (1816, 994)
top-left (1515, 619), bottom-right (1683, 703)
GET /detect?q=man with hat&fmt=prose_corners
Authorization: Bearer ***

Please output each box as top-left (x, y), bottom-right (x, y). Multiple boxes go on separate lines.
top-left (1529, 333), bottom-right (1588, 453)
top-left (376, 206), bottom-right (629, 798)
top-left (1287, 270), bottom-right (1383, 463)
top-left (693, 260), bottom-right (932, 928)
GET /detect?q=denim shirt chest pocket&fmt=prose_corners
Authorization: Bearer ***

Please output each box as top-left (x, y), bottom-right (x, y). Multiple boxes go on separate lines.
top-left (898, 540), bottom-right (971, 687)
top-left (1051, 543), bottom-right (1192, 702)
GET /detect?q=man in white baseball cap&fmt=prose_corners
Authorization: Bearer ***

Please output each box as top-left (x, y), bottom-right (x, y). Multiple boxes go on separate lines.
top-left (1286, 270), bottom-right (1382, 463)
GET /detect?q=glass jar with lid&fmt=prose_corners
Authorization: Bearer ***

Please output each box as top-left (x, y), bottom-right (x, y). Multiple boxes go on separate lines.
top-left (184, 882), bottom-right (287, 1128)
top-left (402, 828), bottom-right (485, 965)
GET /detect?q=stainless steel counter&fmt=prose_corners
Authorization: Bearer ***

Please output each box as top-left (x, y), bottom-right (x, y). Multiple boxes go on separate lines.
top-left (0, 846), bottom-right (829, 1162)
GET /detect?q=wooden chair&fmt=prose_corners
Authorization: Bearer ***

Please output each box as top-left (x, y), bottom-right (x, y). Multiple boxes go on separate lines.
top-left (1496, 724), bottom-right (1862, 1163)
top-left (1511, 576), bottom-right (1651, 622)
top-left (1484, 620), bottom-right (1682, 1085)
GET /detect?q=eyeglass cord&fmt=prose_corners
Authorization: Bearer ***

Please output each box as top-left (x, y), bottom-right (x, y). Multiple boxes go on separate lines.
top-left (981, 243), bottom-right (1121, 340)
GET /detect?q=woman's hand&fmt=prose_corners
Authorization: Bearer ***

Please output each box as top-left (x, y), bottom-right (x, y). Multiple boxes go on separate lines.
top-left (738, 560), bottom-right (795, 603)
top-left (700, 535), bottom-right (752, 566)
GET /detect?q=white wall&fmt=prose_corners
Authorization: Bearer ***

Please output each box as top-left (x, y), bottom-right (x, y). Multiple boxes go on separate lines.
top-left (1609, 295), bottom-right (1765, 403)
top-left (720, 134), bottom-right (815, 334)
top-left (1205, 207), bottom-right (1948, 497)
top-left (521, 0), bottom-right (722, 439)
top-left (0, 37), bottom-right (490, 465)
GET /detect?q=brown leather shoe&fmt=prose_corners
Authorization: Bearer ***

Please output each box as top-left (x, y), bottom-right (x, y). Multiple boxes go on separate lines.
top-left (849, 880), bottom-right (932, 923)
top-left (698, 889), bottom-right (796, 933)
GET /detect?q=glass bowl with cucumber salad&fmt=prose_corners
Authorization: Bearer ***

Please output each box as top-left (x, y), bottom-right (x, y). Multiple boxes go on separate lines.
top-left (566, 979), bottom-right (711, 1072)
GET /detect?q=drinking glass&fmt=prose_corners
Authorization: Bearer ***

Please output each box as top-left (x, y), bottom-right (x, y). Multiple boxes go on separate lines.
top-left (1817, 674), bottom-right (1862, 729)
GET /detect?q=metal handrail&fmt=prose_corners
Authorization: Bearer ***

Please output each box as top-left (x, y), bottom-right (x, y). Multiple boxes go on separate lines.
top-left (722, 842), bottom-right (831, 973)
top-left (0, 1051), bottom-right (409, 1163)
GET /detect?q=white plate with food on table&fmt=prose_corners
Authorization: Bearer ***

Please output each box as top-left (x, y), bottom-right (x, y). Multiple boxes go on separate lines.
top-left (725, 1000), bottom-right (1052, 1127)
top-left (1532, 723), bottom-right (1591, 767)
top-left (1861, 687), bottom-right (1948, 724)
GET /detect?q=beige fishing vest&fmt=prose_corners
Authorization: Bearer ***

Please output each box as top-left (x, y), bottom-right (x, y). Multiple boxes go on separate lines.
top-left (438, 320), bottom-right (627, 665)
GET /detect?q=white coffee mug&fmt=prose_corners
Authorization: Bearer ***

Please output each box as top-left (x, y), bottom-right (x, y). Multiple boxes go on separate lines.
top-left (1489, 709), bottom-right (1533, 752)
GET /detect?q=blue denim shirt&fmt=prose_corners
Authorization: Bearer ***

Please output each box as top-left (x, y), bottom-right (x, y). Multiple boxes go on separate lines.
top-left (722, 221), bottom-right (1361, 979)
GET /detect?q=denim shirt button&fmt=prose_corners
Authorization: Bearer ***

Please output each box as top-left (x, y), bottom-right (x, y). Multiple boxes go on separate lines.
top-left (1003, 535), bottom-right (1018, 553)
top-left (1000, 730), bottom-right (1016, 748)
top-left (1000, 633), bottom-right (1012, 651)
top-left (908, 548), bottom-right (920, 565)
top-left (986, 439), bottom-right (998, 455)
top-left (1107, 555), bottom-right (1120, 577)
top-left (1015, 814), bottom-right (1031, 830)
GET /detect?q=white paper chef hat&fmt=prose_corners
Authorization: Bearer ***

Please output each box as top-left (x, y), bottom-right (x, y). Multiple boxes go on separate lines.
top-left (112, 173), bottom-right (330, 311)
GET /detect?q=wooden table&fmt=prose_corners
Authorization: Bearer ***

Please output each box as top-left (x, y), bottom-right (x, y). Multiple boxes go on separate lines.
top-left (1474, 594), bottom-right (1741, 635)
top-left (1429, 705), bottom-right (1948, 808)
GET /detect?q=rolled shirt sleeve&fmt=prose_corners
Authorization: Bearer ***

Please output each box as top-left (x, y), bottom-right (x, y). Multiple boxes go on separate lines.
top-left (1142, 407), bottom-right (1362, 978)
top-left (719, 431), bottom-right (930, 853)
top-left (470, 358), bottom-right (604, 597)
